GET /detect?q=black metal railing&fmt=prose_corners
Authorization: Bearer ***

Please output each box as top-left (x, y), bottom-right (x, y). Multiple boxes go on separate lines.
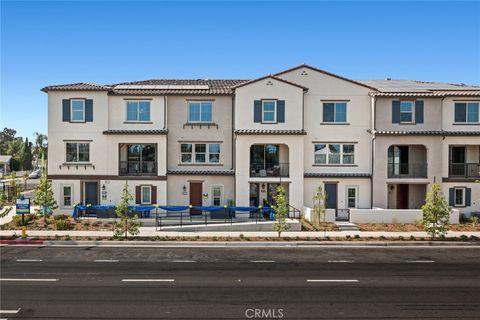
top-left (387, 163), bottom-right (428, 178)
top-left (449, 163), bottom-right (480, 178)
top-left (288, 205), bottom-right (302, 219)
top-left (119, 161), bottom-right (156, 176)
top-left (250, 162), bottom-right (289, 177)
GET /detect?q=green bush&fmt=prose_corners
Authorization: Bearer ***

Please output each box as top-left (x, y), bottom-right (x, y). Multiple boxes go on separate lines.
top-left (12, 214), bottom-right (32, 226)
top-left (56, 219), bottom-right (70, 230)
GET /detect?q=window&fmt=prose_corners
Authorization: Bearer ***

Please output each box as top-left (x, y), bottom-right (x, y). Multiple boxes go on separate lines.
top-left (455, 102), bottom-right (479, 123)
top-left (141, 186), bottom-right (151, 204)
top-left (121, 144), bottom-right (156, 175)
top-left (346, 186), bottom-right (358, 209)
top-left (211, 185), bottom-right (223, 206)
top-left (399, 101), bottom-right (414, 123)
top-left (188, 101), bottom-right (213, 122)
top-left (180, 143), bottom-right (221, 164)
top-left (71, 100), bottom-right (85, 122)
top-left (61, 185), bottom-right (73, 208)
top-left (454, 187), bottom-right (466, 207)
top-left (66, 142), bottom-right (90, 163)
top-left (314, 143), bottom-right (355, 165)
top-left (126, 101), bottom-right (150, 121)
top-left (323, 102), bottom-right (347, 123)
top-left (262, 100), bottom-right (276, 123)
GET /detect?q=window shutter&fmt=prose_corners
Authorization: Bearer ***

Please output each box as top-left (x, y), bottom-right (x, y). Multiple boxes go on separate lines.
top-left (415, 100), bottom-right (424, 123)
top-left (151, 186), bottom-right (157, 204)
top-left (254, 100), bottom-right (262, 123)
top-left (448, 188), bottom-right (454, 206)
top-left (135, 186), bottom-right (141, 204)
top-left (62, 99), bottom-right (71, 122)
top-left (465, 188), bottom-right (472, 207)
top-left (323, 103), bottom-right (334, 122)
top-left (392, 101), bottom-right (400, 123)
top-left (85, 99), bottom-right (93, 122)
top-left (277, 100), bottom-right (285, 123)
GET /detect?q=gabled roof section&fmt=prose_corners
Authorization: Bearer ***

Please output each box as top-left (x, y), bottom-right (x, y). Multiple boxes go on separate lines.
top-left (232, 74), bottom-right (308, 91)
top-left (274, 64), bottom-right (378, 91)
top-left (41, 82), bottom-right (111, 92)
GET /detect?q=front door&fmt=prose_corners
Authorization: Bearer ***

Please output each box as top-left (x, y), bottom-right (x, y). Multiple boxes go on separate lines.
top-left (324, 183), bottom-right (337, 210)
top-left (396, 184), bottom-right (409, 209)
top-left (189, 182), bottom-right (203, 215)
top-left (84, 181), bottom-right (98, 205)
top-left (249, 183), bottom-right (259, 207)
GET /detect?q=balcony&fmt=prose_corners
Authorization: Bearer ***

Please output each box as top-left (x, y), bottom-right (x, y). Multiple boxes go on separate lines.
top-left (449, 163), bottom-right (480, 179)
top-left (388, 163), bottom-right (428, 178)
top-left (119, 161), bottom-right (156, 176)
top-left (119, 143), bottom-right (157, 176)
top-left (250, 162), bottom-right (289, 178)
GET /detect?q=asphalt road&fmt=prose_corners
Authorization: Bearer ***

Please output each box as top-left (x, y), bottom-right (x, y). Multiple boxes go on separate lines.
top-left (1, 245), bottom-right (480, 319)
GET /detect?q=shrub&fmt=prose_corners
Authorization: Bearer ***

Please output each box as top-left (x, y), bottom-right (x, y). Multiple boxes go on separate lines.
top-left (460, 235), bottom-right (469, 241)
top-left (56, 219), bottom-right (70, 230)
top-left (13, 214), bottom-right (32, 226)
top-left (398, 236), bottom-right (404, 241)
top-left (410, 235), bottom-right (415, 240)
top-left (354, 234), bottom-right (360, 239)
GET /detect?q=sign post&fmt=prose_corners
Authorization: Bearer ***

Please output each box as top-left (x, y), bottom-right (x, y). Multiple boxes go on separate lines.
top-left (16, 195), bottom-right (30, 226)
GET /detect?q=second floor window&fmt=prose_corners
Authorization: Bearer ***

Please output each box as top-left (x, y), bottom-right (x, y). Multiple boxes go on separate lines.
top-left (314, 143), bottom-right (355, 165)
top-left (399, 101), bottom-right (414, 123)
top-left (323, 102), bottom-right (347, 123)
top-left (71, 100), bottom-right (85, 122)
top-left (181, 143), bottom-right (220, 164)
top-left (66, 142), bottom-right (90, 163)
top-left (262, 100), bottom-right (277, 123)
top-left (455, 102), bottom-right (479, 123)
top-left (127, 101), bottom-right (150, 121)
top-left (188, 101), bottom-right (213, 122)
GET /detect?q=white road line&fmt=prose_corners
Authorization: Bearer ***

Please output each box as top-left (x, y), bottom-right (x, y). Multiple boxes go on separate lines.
top-left (94, 260), bottom-right (119, 263)
top-left (250, 260), bottom-right (275, 263)
top-left (307, 279), bottom-right (359, 283)
top-left (121, 279), bottom-right (175, 282)
top-left (0, 308), bottom-right (21, 314)
top-left (328, 260), bottom-right (354, 263)
top-left (170, 260), bottom-right (196, 263)
top-left (16, 259), bottom-right (42, 262)
top-left (0, 278), bottom-right (58, 282)
top-left (406, 260), bottom-right (435, 263)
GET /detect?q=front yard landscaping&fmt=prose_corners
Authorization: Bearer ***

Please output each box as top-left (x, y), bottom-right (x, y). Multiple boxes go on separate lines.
top-left (0, 214), bottom-right (115, 231)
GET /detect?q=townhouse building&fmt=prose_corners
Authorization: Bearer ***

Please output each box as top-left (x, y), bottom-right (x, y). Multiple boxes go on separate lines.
top-left (42, 64), bottom-right (480, 221)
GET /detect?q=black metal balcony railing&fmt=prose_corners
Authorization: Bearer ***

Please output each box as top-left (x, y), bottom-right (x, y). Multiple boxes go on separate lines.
top-left (119, 161), bottom-right (156, 176)
top-left (449, 163), bottom-right (480, 178)
top-left (250, 162), bottom-right (289, 177)
top-left (387, 163), bottom-right (428, 178)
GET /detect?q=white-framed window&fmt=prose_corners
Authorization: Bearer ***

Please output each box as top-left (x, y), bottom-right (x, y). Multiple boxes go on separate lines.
top-left (141, 185), bottom-right (152, 204)
top-left (323, 102), bottom-right (347, 123)
top-left (126, 101), bottom-right (150, 121)
top-left (180, 143), bottom-right (221, 164)
top-left (188, 101), bottom-right (213, 122)
top-left (211, 185), bottom-right (223, 206)
top-left (262, 100), bottom-right (277, 123)
top-left (454, 102), bottom-right (479, 123)
top-left (65, 142), bottom-right (90, 163)
top-left (399, 101), bottom-right (414, 123)
top-left (454, 187), bottom-right (466, 207)
top-left (314, 143), bottom-right (355, 165)
top-left (71, 99), bottom-right (85, 122)
top-left (346, 186), bottom-right (358, 209)
top-left (61, 184), bottom-right (73, 208)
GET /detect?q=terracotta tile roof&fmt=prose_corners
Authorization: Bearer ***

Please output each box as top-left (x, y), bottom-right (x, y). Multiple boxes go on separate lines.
top-left (232, 74), bottom-right (309, 91)
top-left (103, 129), bottom-right (168, 135)
top-left (234, 129), bottom-right (307, 135)
top-left (41, 82), bottom-right (112, 92)
top-left (304, 172), bottom-right (371, 178)
top-left (359, 79), bottom-right (480, 93)
top-left (375, 130), bottom-right (480, 136)
top-left (167, 169), bottom-right (234, 176)
top-left (370, 90), bottom-right (480, 97)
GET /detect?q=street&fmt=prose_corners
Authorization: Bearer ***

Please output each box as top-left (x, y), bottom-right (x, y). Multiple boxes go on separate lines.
top-left (1, 245), bottom-right (480, 319)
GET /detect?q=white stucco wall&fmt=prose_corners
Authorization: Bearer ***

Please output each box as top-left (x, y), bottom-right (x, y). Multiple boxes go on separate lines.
top-left (304, 178), bottom-right (371, 209)
top-left (167, 175), bottom-right (234, 206)
top-left (107, 95), bottom-right (166, 130)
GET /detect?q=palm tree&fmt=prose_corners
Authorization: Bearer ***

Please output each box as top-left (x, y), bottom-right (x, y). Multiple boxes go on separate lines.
top-left (33, 132), bottom-right (48, 167)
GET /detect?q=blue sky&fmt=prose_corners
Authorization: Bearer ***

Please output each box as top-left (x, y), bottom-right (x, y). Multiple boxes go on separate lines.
top-left (1, 1), bottom-right (479, 139)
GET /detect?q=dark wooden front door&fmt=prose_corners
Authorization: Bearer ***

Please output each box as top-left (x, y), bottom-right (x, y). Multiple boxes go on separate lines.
top-left (325, 183), bottom-right (337, 210)
top-left (396, 184), bottom-right (409, 209)
top-left (84, 181), bottom-right (99, 205)
top-left (189, 182), bottom-right (203, 215)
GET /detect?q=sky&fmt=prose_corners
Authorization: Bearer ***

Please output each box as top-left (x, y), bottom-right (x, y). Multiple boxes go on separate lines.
top-left (1, 0), bottom-right (479, 140)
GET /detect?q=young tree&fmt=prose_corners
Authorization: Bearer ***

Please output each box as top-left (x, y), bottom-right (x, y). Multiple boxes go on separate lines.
top-left (21, 138), bottom-right (33, 171)
top-left (114, 181), bottom-right (142, 239)
top-left (312, 185), bottom-right (326, 225)
top-left (272, 185), bottom-right (290, 237)
top-left (33, 155), bottom-right (57, 226)
top-left (421, 183), bottom-right (451, 239)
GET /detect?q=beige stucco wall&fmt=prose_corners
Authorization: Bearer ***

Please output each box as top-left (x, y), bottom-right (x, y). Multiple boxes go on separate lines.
top-left (441, 137), bottom-right (480, 177)
top-left (107, 95), bottom-right (166, 130)
top-left (442, 182), bottom-right (480, 216)
top-left (167, 96), bottom-right (233, 171)
top-left (303, 178), bottom-right (371, 209)
top-left (442, 97), bottom-right (480, 131)
top-left (234, 78), bottom-right (304, 130)
top-left (167, 175), bottom-right (234, 206)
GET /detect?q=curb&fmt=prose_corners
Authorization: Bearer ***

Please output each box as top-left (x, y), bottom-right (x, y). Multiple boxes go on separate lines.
top-left (0, 239), bottom-right (44, 245)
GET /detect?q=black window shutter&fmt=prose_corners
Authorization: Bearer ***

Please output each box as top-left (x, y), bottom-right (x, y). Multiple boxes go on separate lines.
top-left (392, 101), bottom-right (400, 123)
top-left (277, 100), bottom-right (285, 123)
top-left (62, 99), bottom-right (71, 122)
top-left (465, 188), bottom-right (472, 207)
top-left (135, 186), bottom-right (141, 204)
top-left (415, 100), bottom-right (424, 123)
top-left (323, 103), bottom-right (334, 122)
top-left (448, 188), bottom-right (454, 206)
top-left (254, 100), bottom-right (262, 123)
top-left (85, 99), bottom-right (93, 122)
top-left (151, 186), bottom-right (157, 204)
top-left (454, 103), bottom-right (467, 122)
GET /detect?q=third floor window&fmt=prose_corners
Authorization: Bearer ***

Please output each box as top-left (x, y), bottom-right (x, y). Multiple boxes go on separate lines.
top-left (127, 101), bottom-right (151, 122)
top-left (455, 102), bottom-right (479, 123)
top-left (188, 101), bottom-right (213, 122)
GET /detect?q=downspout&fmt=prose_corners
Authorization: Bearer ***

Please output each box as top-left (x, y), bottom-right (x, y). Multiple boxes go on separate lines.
top-left (370, 95), bottom-right (376, 209)
top-left (165, 95), bottom-right (168, 204)
top-left (232, 93), bottom-right (236, 205)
